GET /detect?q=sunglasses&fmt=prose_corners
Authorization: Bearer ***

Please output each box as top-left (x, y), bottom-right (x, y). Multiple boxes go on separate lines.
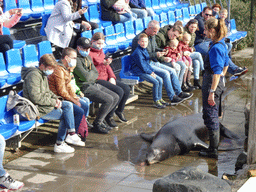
top-left (205, 14), bottom-right (212, 17)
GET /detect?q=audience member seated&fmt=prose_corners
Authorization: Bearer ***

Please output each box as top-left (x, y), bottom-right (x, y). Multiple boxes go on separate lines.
top-left (48, 47), bottom-right (90, 142)
top-left (212, 3), bottom-right (221, 18)
top-left (184, 19), bottom-right (204, 88)
top-left (21, 54), bottom-right (85, 153)
top-left (0, 1), bottom-right (22, 60)
top-left (72, 0), bottom-right (99, 30)
top-left (89, 32), bottom-right (130, 128)
top-left (129, 0), bottom-right (155, 16)
top-left (100, 0), bottom-right (147, 23)
top-left (73, 37), bottom-right (119, 134)
top-left (194, 6), bottom-right (248, 77)
top-left (0, 134), bottom-right (24, 191)
top-left (132, 20), bottom-right (193, 105)
top-left (45, 0), bottom-right (88, 57)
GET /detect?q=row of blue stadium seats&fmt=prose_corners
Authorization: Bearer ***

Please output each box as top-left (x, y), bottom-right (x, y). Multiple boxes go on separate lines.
top-left (0, 41), bottom-right (53, 88)
top-left (3, 0), bottom-right (98, 21)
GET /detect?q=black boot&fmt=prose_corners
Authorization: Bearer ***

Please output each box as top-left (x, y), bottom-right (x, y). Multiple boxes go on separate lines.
top-left (194, 79), bottom-right (202, 89)
top-left (182, 83), bottom-right (195, 92)
top-left (187, 80), bottom-right (198, 90)
top-left (199, 129), bottom-right (219, 159)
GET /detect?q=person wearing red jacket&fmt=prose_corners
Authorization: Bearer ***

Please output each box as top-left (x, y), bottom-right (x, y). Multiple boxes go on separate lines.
top-left (89, 32), bottom-right (130, 128)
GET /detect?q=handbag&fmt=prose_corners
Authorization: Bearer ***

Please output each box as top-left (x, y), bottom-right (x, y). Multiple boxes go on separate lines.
top-left (7, 90), bottom-right (40, 121)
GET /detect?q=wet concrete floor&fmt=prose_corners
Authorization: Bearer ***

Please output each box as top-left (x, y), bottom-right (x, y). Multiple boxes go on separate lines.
top-left (3, 48), bottom-right (254, 191)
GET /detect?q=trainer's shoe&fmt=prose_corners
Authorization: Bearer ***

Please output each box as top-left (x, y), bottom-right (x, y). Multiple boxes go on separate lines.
top-left (105, 117), bottom-right (118, 128)
top-left (54, 142), bottom-right (75, 153)
top-left (115, 112), bottom-right (128, 122)
top-left (178, 92), bottom-right (193, 101)
top-left (65, 134), bottom-right (85, 146)
top-left (92, 122), bottom-right (110, 134)
top-left (234, 67), bottom-right (248, 76)
top-left (0, 173), bottom-right (24, 191)
top-left (160, 98), bottom-right (170, 106)
top-left (170, 95), bottom-right (184, 106)
top-left (153, 100), bottom-right (166, 109)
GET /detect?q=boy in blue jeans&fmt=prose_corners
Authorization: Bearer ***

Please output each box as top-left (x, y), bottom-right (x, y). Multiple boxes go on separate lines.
top-left (131, 33), bottom-right (166, 109)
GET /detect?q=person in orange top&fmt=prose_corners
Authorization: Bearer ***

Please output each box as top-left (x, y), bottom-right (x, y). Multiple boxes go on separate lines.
top-left (89, 32), bottom-right (130, 128)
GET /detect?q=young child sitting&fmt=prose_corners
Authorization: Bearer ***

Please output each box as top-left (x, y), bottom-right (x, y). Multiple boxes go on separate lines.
top-left (164, 39), bottom-right (194, 92)
top-left (178, 33), bottom-right (198, 90)
top-left (131, 33), bottom-right (167, 109)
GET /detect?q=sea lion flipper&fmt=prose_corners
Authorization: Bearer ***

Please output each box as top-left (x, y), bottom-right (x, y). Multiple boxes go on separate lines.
top-left (140, 132), bottom-right (156, 143)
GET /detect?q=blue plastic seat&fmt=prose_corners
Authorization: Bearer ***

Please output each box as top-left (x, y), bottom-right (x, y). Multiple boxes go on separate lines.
top-left (37, 41), bottom-right (53, 59)
top-left (200, 2), bottom-right (207, 11)
top-left (114, 23), bottom-right (129, 50)
top-left (2, 27), bottom-right (26, 49)
top-left (30, 0), bottom-right (45, 18)
top-left (228, 19), bottom-right (247, 42)
top-left (81, 30), bottom-right (92, 39)
top-left (188, 5), bottom-right (196, 19)
top-left (168, 11), bottom-right (175, 25)
top-left (182, 7), bottom-right (190, 24)
top-left (143, 16), bottom-right (152, 28)
top-left (173, 0), bottom-right (188, 9)
top-left (104, 25), bottom-right (118, 53)
top-left (151, 0), bottom-right (162, 15)
top-left (159, 12), bottom-right (168, 27)
top-left (5, 49), bottom-right (23, 75)
top-left (159, 0), bottom-right (168, 13)
top-left (92, 27), bottom-right (103, 35)
top-left (195, 4), bottom-right (201, 14)
top-left (17, 0), bottom-right (32, 21)
top-left (0, 53), bottom-right (21, 86)
top-left (144, 0), bottom-right (152, 8)
top-left (175, 9), bottom-right (182, 22)
top-left (22, 45), bottom-right (39, 67)
top-left (124, 21), bottom-right (135, 45)
top-left (3, 0), bottom-right (17, 12)
top-left (43, 0), bottom-right (55, 12)
top-left (89, 4), bottom-right (112, 27)
top-left (134, 19), bottom-right (144, 35)
top-left (152, 14), bottom-right (160, 22)
top-left (120, 55), bottom-right (142, 81)
top-left (166, 0), bottom-right (174, 8)
top-left (40, 14), bottom-right (51, 36)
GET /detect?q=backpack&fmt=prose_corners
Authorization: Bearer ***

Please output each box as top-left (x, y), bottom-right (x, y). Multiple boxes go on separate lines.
top-left (7, 90), bottom-right (40, 121)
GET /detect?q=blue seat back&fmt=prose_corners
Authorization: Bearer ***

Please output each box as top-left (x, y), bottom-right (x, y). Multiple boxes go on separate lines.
top-left (230, 19), bottom-right (237, 33)
top-left (195, 4), bottom-right (201, 14)
top-left (0, 96), bottom-right (9, 122)
top-left (160, 12), bottom-right (168, 27)
top-left (159, 0), bottom-right (167, 8)
top-left (17, 0), bottom-right (31, 10)
top-left (168, 11), bottom-right (175, 25)
top-left (40, 14), bottom-right (51, 36)
top-left (2, 27), bottom-right (10, 35)
top-left (144, 0), bottom-right (152, 8)
top-left (152, 14), bottom-right (160, 22)
top-left (5, 49), bottom-right (23, 74)
top-left (31, 0), bottom-right (44, 8)
top-left (92, 27), bottom-right (103, 34)
top-left (22, 45), bottom-right (39, 67)
top-left (182, 7), bottom-right (190, 23)
top-left (43, 0), bottom-right (54, 10)
top-left (143, 16), bottom-right (152, 28)
top-left (175, 9), bottom-right (182, 22)
top-left (124, 20), bottom-right (135, 40)
top-left (166, 0), bottom-right (174, 7)
top-left (188, 5), bottom-right (196, 18)
top-left (0, 53), bottom-right (8, 75)
top-left (88, 4), bottom-right (100, 22)
top-left (104, 25), bottom-right (117, 44)
top-left (81, 30), bottom-right (92, 39)
top-left (37, 41), bottom-right (53, 59)
top-left (3, 0), bottom-right (17, 12)
top-left (134, 19), bottom-right (144, 35)
top-left (114, 23), bottom-right (126, 42)
top-left (151, 0), bottom-right (160, 9)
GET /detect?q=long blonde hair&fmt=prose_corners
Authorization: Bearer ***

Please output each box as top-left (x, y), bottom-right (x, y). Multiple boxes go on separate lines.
top-left (205, 18), bottom-right (227, 42)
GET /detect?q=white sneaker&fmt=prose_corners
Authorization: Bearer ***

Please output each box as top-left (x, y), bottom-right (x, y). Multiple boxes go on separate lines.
top-left (65, 134), bottom-right (85, 147)
top-left (54, 142), bottom-right (75, 153)
top-left (0, 173), bottom-right (24, 190)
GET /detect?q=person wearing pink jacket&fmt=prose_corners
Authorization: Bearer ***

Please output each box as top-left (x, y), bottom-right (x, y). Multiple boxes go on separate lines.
top-left (0, 0), bottom-right (22, 58)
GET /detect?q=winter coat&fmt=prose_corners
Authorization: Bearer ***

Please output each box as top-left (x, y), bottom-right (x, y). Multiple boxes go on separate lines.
top-left (100, 0), bottom-right (120, 23)
top-left (21, 67), bottom-right (59, 117)
top-left (45, 0), bottom-right (81, 48)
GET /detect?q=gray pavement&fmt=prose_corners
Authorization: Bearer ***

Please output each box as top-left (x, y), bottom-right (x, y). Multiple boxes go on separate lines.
top-left (2, 48), bottom-right (254, 192)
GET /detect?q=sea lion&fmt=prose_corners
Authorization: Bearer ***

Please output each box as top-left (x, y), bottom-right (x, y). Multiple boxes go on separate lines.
top-left (140, 113), bottom-right (242, 165)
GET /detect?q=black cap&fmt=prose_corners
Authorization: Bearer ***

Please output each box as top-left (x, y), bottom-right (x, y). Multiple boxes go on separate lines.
top-left (77, 37), bottom-right (91, 49)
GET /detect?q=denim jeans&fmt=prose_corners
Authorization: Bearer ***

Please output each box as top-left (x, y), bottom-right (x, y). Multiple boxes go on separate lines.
top-left (41, 101), bottom-right (76, 144)
top-left (139, 73), bottom-right (163, 101)
top-left (176, 61), bottom-right (187, 85)
top-left (150, 61), bottom-right (182, 100)
top-left (190, 52), bottom-right (204, 80)
top-left (119, 12), bottom-right (137, 23)
top-left (0, 134), bottom-right (6, 176)
top-left (80, 97), bottom-right (90, 117)
top-left (131, 8), bottom-right (148, 19)
top-left (195, 41), bottom-right (238, 75)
